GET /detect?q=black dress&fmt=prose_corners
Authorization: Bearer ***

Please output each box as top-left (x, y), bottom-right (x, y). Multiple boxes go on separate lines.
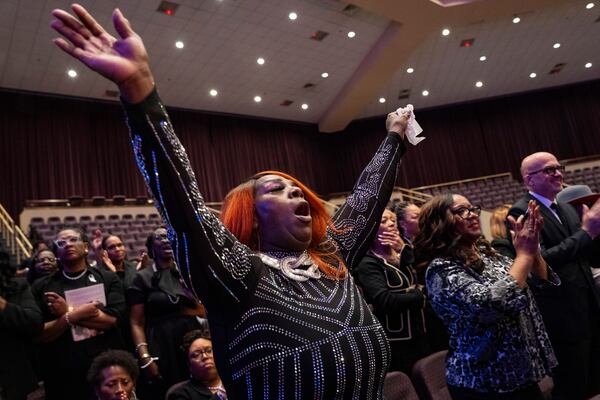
top-left (126, 265), bottom-right (203, 393)
top-left (0, 278), bottom-right (43, 400)
top-left (31, 268), bottom-right (125, 400)
top-left (122, 89), bottom-right (406, 399)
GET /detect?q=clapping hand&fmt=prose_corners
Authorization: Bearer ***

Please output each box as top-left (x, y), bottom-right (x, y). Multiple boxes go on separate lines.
top-left (508, 200), bottom-right (544, 257)
top-left (51, 4), bottom-right (154, 103)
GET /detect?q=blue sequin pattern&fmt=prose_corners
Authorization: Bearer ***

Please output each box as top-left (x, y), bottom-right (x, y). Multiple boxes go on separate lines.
top-left (426, 254), bottom-right (558, 393)
top-left (122, 89), bottom-right (405, 399)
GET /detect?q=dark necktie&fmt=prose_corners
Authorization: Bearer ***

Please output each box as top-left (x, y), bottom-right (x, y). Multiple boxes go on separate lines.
top-left (550, 203), bottom-right (563, 224)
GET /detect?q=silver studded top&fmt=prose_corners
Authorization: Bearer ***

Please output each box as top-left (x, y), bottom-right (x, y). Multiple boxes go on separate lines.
top-left (123, 89), bottom-right (407, 399)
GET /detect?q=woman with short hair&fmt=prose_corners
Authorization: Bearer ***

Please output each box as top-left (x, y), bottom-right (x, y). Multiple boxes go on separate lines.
top-left (88, 349), bottom-right (140, 400)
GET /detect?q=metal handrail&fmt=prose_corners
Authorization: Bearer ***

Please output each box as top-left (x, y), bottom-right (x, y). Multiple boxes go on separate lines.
top-left (0, 202), bottom-right (33, 264)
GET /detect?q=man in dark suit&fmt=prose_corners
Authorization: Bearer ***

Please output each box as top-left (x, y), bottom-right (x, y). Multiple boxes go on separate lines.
top-left (509, 152), bottom-right (600, 400)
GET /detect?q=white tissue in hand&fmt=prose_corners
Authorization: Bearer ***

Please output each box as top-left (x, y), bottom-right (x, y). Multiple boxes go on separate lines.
top-left (396, 104), bottom-right (425, 146)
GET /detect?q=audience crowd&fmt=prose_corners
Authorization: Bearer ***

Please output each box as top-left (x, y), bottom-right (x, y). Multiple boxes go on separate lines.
top-left (2, 4), bottom-right (600, 400)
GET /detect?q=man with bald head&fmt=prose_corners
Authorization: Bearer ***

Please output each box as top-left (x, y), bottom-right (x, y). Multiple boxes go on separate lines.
top-left (509, 151), bottom-right (600, 400)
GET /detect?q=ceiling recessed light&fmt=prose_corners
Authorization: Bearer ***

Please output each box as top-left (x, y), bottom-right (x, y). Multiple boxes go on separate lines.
top-left (586, 2), bottom-right (594, 9)
top-left (209, 89), bottom-right (218, 96)
top-left (479, 55), bottom-right (487, 61)
top-left (67, 69), bottom-right (77, 78)
top-left (378, 97), bottom-right (386, 104)
top-left (347, 31), bottom-right (356, 38)
top-left (529, 72), bottom-right (537, 78)
top-left (288, 12), bottom-right (297, 20)
top-left (512, 16), bottom-right (521, 24)
top-left (254, 96), bottom-right (262, 103)
top-left (475, 81), bottom-right (483, 88)
top-left (257, 57), bottom-right (265, 65)
top-left (175, 41), bottom-right (184, 49)
top-left (422, 90), bottom-right (429, 96)
top-left (553, 43), bottom-right (561, 49)
top-left (585, 62), bottom-right (593, 68)
top-left (301, 103), bottom-right (308, 110)
top-left (406, 67), bottom-right (414, 74)
top-left (442, 28), bottom-right (450, 36)
top-left (321, 72), bottom-right (329, 78)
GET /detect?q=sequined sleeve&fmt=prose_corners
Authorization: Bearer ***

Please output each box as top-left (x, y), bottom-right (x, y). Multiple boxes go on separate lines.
top-left (328, 133), bottom-right (406, 270)
top-left (426, 258), bottom-right (529, 325)
top-left (122, 89), bottom-right (259, 309)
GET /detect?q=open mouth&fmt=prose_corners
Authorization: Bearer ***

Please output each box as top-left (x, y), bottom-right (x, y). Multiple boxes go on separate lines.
top-left (294, 202), bottom-right (312, 222)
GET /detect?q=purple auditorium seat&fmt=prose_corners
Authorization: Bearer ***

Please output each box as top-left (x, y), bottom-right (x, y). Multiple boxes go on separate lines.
top-left (383, 371), bottom-right (419, 400)
top-left (112, 195), bottom-right (126, 206)
top-left (411, 351), bottom-right (451, 400)
top-left (91, 196), bottom-right (106, 206)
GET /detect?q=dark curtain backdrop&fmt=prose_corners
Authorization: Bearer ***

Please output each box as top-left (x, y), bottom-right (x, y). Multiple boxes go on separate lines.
top-left (1, 79), bottom-right (600, 220)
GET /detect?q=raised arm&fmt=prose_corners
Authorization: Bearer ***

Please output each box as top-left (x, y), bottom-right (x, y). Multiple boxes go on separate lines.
top-left (328, 112), bottom-right (408, 269)
top-left (51, 5), bottom-right (258, 309)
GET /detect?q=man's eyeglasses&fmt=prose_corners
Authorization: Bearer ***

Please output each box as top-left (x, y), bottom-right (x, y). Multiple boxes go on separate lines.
top-left (527, 165), bottom-right (565, 176)
top-left (54, 236), bottom-right (82, 248)
top-left (451, 205), bottom-right (482, 219)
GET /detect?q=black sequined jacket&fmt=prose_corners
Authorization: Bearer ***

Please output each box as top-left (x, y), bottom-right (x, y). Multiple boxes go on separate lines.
top-left (122, 89), bottom-right (407, 399)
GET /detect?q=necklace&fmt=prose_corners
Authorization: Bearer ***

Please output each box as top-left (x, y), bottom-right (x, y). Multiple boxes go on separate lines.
top-left (259, 250), bottom-right (322, 281)
top-left (62, 268), bottom-right (87, 280)
top-left (207, 384), bottom-right (227, 399)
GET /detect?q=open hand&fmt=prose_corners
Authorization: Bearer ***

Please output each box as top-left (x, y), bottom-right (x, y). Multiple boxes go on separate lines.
top-left (51, 4), bottom-right (154, 103)
top-left (508, 200), bottom-right (544, 257)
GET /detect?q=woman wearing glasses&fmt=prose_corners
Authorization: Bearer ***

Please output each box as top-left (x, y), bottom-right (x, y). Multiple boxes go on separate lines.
top-left (414, 195), bottom-right (558, 400)
top-left (31, 227), bottom-right (126, 400)
top-left (167, 329), bottom-right (226, 400)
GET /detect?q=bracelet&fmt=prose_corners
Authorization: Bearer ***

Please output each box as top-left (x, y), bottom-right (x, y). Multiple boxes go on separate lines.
top-left (65, 312), bottom-right (74, 327)
top-left (135, 342), bottom-right (148, 352)
top-left (140, 357), bottom-right (159, 369)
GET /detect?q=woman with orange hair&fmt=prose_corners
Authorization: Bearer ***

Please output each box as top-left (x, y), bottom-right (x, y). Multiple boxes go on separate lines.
top-left (51, 5), bottom-right (411, 399)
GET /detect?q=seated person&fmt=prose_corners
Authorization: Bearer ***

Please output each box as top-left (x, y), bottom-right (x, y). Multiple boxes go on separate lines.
top-left (88, 349), bottom-right (139, 400)
top-left (168, 329), bottom-right (226, 400)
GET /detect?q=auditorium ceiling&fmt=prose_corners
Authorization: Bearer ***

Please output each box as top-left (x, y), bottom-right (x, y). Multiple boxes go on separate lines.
top-left (0, 0), bottom-right (598, 131)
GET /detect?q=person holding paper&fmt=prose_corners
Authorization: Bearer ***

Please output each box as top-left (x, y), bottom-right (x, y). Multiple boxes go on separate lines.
top-left (49, 5), bottom-right (415, 398)
top-left (31, 227), bottom-right (126, 400)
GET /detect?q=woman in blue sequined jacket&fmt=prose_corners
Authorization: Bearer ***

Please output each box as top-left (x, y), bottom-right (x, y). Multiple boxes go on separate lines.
top-left (50, 5), bottom-right (414, 399)
top-left (414, 194), bottom-right (558, 400)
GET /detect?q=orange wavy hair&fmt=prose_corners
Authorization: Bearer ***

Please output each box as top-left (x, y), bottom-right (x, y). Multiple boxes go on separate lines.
top-left (220, 171), bottom-right (347, 279)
